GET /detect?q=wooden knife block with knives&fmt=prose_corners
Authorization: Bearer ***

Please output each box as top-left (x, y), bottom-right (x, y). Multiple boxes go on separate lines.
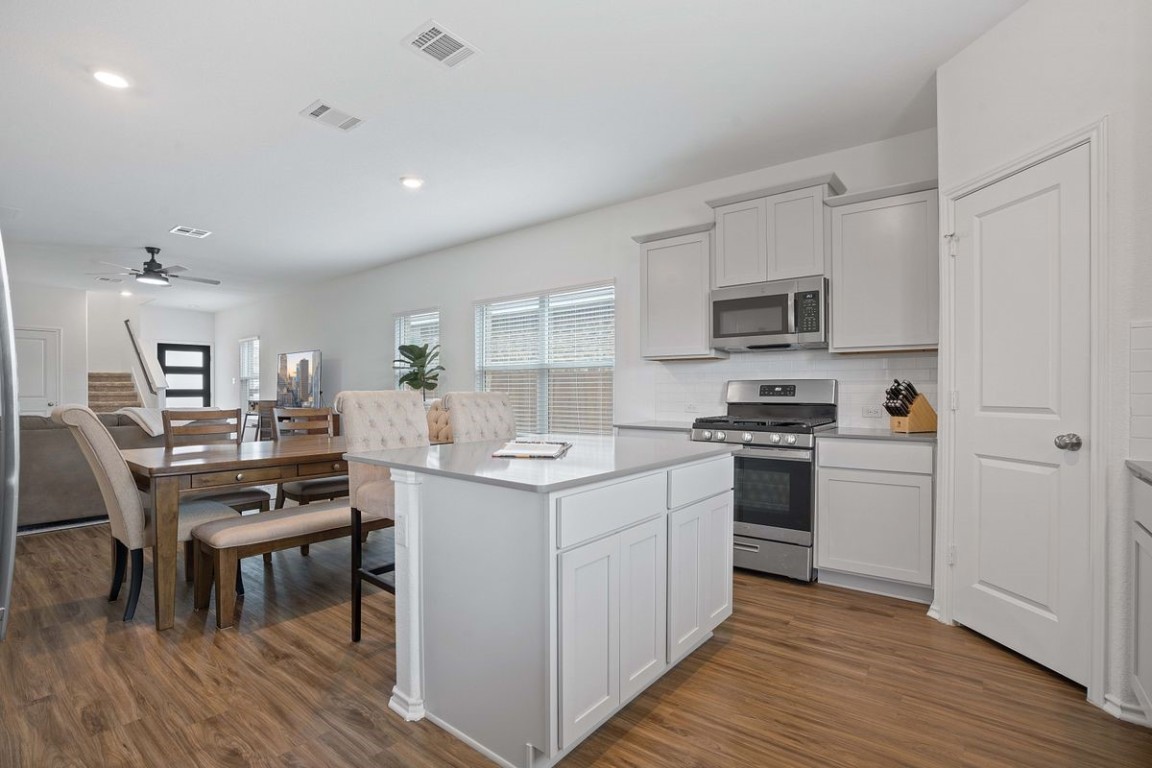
top-left (890, 394), bottom-right (937, 433)
top-left (883, 379), bottom-right (937, 433)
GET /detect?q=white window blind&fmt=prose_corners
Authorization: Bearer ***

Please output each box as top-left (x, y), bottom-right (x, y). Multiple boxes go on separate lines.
top-left (475, 283), bottom-right (614, 435)
top-left (238, 337), bottom-right (260, 405)
top-left (394, 309), bottom-right (441, 387)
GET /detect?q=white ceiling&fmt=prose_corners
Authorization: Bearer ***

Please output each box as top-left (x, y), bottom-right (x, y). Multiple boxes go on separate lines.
top-left (0, 0), bottom-right (1025, 311)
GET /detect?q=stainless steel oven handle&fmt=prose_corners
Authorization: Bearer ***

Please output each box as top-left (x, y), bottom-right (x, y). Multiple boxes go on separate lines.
top-left (736, 447), bottom-right (813, 462)
top-left (733, 542), bottom-right (760, 553)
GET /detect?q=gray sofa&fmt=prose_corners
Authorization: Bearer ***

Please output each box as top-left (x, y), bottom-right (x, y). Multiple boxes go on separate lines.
top-left (18, 413), bottom-right (164, 530)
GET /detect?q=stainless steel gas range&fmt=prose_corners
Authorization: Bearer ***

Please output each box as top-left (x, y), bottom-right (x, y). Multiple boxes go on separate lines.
top-left (690, 379), bottom-right (838, 582)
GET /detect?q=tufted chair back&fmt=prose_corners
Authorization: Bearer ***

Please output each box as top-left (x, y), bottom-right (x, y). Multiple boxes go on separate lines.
top-left (333, 390), bottom-right (430, 512)
top-left (426, 399), bottom-right (453, 444)
top-left (441, 391), bottom-right (518, 443)
top-left (52, 404), bottom-right (147, 550)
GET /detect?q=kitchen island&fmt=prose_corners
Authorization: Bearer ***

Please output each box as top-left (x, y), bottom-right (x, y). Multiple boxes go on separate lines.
top-left (346, 435), bottom-right (736, 768)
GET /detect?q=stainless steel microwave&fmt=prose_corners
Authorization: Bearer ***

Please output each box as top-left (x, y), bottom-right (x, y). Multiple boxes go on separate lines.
top-left (711, 276), bottom-right (828, 351)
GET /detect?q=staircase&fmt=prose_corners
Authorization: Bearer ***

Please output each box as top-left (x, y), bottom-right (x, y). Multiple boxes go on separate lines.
top-left (88, 372), bottom-right (142, 413)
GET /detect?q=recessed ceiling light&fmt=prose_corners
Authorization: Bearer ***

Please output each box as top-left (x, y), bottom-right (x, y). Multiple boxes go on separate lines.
top-left (93, 71), bottom-right (130, 89)
top-left (120, 290), bottom-right (133, 297)
top-left (400, 176), bottom-right (425, 190)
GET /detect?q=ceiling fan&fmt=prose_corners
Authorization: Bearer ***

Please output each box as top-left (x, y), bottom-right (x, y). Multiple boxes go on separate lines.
top-left (89, 246), bottom-right (222, 287)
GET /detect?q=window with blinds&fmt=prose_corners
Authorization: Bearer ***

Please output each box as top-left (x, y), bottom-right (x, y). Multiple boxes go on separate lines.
top-left (394, 309), bottom-right (441, 386)
top-left (238, 337), bottom-right (260, 406)
top-left (475, 283), bottom-right (614, 435)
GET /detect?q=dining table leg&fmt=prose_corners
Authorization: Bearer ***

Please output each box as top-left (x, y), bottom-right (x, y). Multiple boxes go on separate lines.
top-left (151, 476), bottom-right (181, 630)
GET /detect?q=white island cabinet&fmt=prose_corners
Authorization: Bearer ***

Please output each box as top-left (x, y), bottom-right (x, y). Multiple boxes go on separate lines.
top-left (346, 435), bottom-right (735, 768)
top-left (1129, 461), bottom-right (1152, 719)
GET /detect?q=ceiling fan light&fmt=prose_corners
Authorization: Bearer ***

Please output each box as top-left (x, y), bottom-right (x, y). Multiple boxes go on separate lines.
top-left (136, 273), bottom-right (170, 286)
top-left (94, 71), bottom-right (130, 89)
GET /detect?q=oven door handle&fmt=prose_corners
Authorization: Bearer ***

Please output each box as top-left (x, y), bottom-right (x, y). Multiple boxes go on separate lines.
top-left (736, 447), bottom-right (813, 462)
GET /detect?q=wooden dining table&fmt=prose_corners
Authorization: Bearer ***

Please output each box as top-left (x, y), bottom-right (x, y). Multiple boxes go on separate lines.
top-left (121, 435), bottom-right (348, 630)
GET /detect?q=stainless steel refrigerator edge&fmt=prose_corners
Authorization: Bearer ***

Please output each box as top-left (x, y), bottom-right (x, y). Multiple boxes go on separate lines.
top-left (0, 228), bottom-right (19, 640)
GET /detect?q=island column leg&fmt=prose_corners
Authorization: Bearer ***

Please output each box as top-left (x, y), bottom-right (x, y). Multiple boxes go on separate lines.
top-left (389, 469), bottom-right (426, 721)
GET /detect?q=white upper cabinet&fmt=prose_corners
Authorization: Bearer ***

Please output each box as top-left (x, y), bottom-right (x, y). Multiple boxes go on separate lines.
top-left (636, 224), bottom-right (727, 360)
top-left (707, 174), bottom-right (845, 288)
top-left (827, 182), bottom-right (940, 353)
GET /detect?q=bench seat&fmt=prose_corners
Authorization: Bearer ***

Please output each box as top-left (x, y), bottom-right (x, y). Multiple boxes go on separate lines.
top-left (192, 499), bottom-right (393, 628)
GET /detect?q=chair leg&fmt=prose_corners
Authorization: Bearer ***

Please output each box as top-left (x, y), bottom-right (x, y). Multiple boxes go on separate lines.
top-left (214, 548), bottom-right (238, 629)
top-left (184, 540), bottom-right (195, 583)
top-left (193, 541), bottom-right (213, 610)
top-left (109, 540), bottom-right (128, 601)
top-left (236, 564), bottom-right (245, 597)
top-left (123, 549), bottom-right (144, 621)
top-left (262, 500), bottom-right (274, 567)
top-left (300, 499), bottom-right (310, 556)
top-left (351, 507), bottom-right (362, 643)
top-left (274, 485), bottom-right (285, 510)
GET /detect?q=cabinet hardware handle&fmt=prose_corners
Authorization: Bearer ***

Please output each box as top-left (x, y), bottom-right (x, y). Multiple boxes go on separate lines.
top-left (235, 473), bottom-right (244, 481)
top-left (734, 543), bottom-right (760, 553)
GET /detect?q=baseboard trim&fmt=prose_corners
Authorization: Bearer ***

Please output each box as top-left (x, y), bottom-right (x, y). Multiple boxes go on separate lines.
top-left (1103, 694), bottom-right (1151, 727)
top-left (388, 688), bottom-right (426, 721)
top-left (817, 569), bottom-right (934, 604)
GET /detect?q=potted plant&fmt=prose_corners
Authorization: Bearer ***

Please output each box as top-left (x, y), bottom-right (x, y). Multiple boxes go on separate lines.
top-left (394, 343), bottom-right (444, 401)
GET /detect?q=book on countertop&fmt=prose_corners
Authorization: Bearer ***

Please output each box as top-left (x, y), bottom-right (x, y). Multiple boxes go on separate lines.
top-left (492, 440), bottom-right (573, 459)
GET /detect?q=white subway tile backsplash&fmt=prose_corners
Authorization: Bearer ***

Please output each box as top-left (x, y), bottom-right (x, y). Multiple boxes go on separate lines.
top-left (651, 349), bottom-right (940, 427)
top-left (1131, 322), bottom-right (1152, 457)
top-left (1130, 438), bottom-right (1152, 460)
top-left (1132, 372), bottom-right (1152, 395)
top-left (1131, 324), bottom-right (1152, 350)
top-left (1132, 349), bottom-right (1152, 373)
top-left (1133, 417), bottom-right (1152, 440)
top-left (1132, 395), bottom-right (1152, 416)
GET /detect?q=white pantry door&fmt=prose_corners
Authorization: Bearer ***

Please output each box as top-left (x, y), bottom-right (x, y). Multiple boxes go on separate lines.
top-left (952, 143), bottom-right (1091, 685)
top-left (15, 327), bottom-right (60, 415)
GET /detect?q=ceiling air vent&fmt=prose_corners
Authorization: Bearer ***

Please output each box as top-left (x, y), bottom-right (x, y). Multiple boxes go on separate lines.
top-left (299, 100), bottom-right (365, 132)
top-left (169, 225), bottom-right (212, 239)
top-left (403, 20), bottom-right (478, 68)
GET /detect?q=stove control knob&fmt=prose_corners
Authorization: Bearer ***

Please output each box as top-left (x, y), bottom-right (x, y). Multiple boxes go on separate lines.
top-left (785, 434), bottom-right (798, 445)
top-left (742, 432), bottom-right (753, 443)
top-left (715, 431), bottom-right (727, 441)
top-left (701, 430), bottom-right (713, 440)
top-left (769, 433), bottom-right (782, 444)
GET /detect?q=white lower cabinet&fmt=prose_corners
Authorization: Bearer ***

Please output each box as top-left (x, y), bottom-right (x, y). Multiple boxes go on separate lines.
top-left (816, 439), bottom-right (934, 600)
top-left (668, 492), bottom-right (734, 661)
top-left (1132, 472), bottom-right (1152, 717)
top-left (559, 516), bottom-right (666, 749)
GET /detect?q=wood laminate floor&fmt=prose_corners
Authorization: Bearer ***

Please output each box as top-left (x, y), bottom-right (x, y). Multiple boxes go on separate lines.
top-left (2, 524), bottom-right (1149, 767)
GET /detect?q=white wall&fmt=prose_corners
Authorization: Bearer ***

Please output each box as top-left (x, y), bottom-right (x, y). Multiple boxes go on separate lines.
top-left (10, 282), bottom-right (88, 404)
top-left (937, 0), bottom-right (1151, 717)
top-left (215, 128), bottom-right (939, 417)
top-left (87, 292), bottom-right (140, 372)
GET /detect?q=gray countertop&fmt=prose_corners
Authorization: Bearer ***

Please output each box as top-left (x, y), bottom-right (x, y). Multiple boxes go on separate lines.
top-left (1127, 460), bottom-right (1152, 485)
top-left (346, 434), bottom-right (735, 493)
top-left (818, 427), bottom-right (937, 444)
top-left (613, 420), bottom-right (694, 433)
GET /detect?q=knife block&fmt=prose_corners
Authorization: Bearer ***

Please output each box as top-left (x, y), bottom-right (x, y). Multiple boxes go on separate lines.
top-left (890, 394), bottom-right (937, 433)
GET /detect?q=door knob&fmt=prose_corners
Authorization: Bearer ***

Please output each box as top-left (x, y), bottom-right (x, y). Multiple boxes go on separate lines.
top-left (1054, 433), bottom-right (1083, 451)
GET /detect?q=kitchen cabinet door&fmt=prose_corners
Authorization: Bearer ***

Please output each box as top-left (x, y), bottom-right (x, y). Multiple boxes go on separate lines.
top-left (559, 534), bottom-right (620, 749)
top-left (828, 188), bottom-right (939, 352)
top-left (816, 467), bottom-right (933, 586)
top-left (713, 198), bottom-right (768, 288)
top-left (766, 185), bottom-right (827, 280)
top-left (618, 518), bottom-right (667, 702)
top-left (667, 491), bottom-right (733, 662)
top-left (1135, 521), bottom-right (1152, 716)
top-left (639, 230), bottom-right (726, 360)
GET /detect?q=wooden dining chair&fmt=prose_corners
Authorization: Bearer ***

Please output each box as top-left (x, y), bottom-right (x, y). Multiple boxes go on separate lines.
top-left (52, 404), bottom-right (241, 620)
top-left (272, 407), bottom-right (349, 556)
top-left (162, 408), bottom-right (273, 575)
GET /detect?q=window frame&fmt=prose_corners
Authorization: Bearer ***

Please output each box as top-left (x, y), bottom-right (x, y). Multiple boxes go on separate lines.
top-left (394, 307), bottom-right (441, 389)
top-left (238, 336), bottom-right (260, 407)
top-left (474, 281), bottom-right (615, 435)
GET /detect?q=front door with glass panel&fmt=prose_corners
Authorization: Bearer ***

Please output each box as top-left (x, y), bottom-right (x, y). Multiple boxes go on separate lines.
top-left (158, 343), bottom-right (211, 407)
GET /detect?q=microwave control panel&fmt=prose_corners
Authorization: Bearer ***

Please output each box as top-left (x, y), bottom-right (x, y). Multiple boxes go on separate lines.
top-left (795, 290), bottom-right (822, 333)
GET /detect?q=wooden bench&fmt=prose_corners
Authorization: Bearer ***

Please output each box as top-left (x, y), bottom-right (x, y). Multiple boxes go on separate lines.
top-left (192, 500), bottom-right (394, 629)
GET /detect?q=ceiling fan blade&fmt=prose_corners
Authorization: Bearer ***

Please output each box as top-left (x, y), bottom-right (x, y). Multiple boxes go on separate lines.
top-left (98, 260), bottom-right (141, 271)
top-left (85, 271), bottom-right (134, 276)
top-left (163, 264), bottom-right (189, 274)
top-left (169, 274), bottom-right (221, 286)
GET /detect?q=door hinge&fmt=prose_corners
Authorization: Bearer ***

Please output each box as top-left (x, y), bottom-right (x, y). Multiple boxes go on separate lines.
top-left (947, 545), bottom-right (957, 566)
top-left (944, 232), bottom-right (958, 257)
top-left (950, 391), bottom-right (959, 411)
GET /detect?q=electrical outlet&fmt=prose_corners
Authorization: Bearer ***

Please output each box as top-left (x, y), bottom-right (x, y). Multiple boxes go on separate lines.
top-left (862, 405), bottom-right (883, 419)
top-left (684, 404), bottom-right (699, 413)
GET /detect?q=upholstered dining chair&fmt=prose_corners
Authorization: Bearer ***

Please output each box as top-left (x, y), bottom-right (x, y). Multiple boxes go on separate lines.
top-left (52, 404), bottom-right (241, 621)
top-left (333, 390), bottom-right (429, 641)
top-left (441, 391), bottom-right (517, 443)
top-left (163, 408), bottom-right (273, 574)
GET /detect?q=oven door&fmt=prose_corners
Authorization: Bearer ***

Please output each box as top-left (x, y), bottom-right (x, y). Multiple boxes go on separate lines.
top-left (732, 447), bottom-right (814, 546)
